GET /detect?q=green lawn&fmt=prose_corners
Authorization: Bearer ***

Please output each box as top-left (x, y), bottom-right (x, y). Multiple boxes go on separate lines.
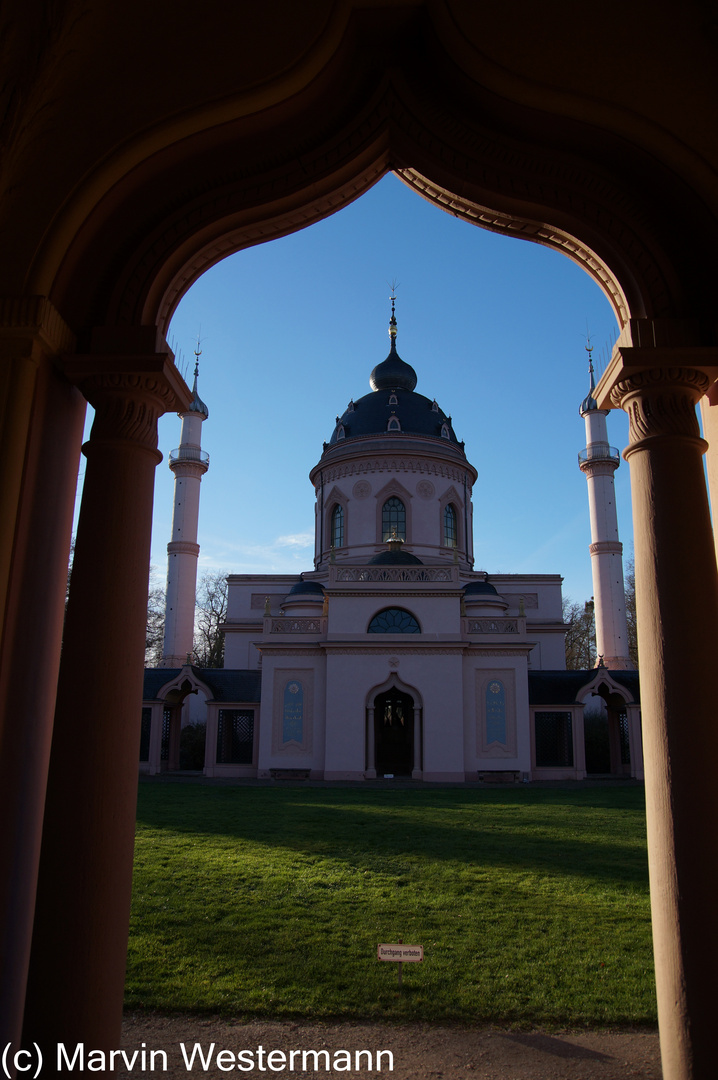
top-left (127, 782), bottom-right (656, 1026)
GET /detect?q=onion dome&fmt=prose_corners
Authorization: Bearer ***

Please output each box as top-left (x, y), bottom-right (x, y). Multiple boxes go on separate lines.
top-left (579, 341), bottom-right (598, 417)
top-left (369, 297), bottom-right (417, 391)
top-left (327, 300), bottom-right (462, 448)
top-left (187, 348), bottom-right (209, 418)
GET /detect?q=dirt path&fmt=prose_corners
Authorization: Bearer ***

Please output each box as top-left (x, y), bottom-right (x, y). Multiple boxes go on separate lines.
top-left (121, 1015), bottom-right (661, 1079)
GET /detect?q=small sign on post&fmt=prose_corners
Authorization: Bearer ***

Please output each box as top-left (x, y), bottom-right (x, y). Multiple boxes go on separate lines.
top-left (377, 940), bottom-right (424, 988)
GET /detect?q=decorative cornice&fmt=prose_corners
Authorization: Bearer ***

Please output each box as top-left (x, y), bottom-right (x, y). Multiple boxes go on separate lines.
top-left (314, 456), bottom-right (473, 488)
top-left (322, 646), bottom-right (466, 655)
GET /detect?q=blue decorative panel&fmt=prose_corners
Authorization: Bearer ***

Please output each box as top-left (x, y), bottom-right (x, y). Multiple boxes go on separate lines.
top-left (283, 680), bottom-right (304, 743)
top-left (485, 680), bottom-right (507, 745)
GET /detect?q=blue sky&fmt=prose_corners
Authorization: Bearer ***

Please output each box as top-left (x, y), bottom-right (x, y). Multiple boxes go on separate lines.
top-left (106, 173), bottom-right (634, 603)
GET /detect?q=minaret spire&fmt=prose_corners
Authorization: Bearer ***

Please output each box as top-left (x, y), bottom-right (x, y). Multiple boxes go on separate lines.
top-left (388, 287), bottom-right (398, 350)
top-left (577, 336), bottom-right (633, 669)
top-left (159, 341), bottom-right (210, 667)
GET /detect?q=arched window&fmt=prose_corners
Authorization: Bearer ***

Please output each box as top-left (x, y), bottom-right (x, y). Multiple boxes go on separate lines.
top-left (368, 607), bottom-right (420, 633)
top-left (387, 416), bottom-right (401, 431)
top-left (444, 504), bottom-right (457, 547)
top-left (382, 497), bottom-right (406, 541)
top-left (331, 504), bottom-right (344, 548)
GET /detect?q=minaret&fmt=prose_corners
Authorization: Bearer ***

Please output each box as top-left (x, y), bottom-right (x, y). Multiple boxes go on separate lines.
top-left (578, 342), bottom-right (633, 669)
top-left (159, 346), bottom-right (209, 667)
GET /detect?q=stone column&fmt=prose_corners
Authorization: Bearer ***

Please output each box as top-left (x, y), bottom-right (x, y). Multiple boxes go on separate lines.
top-left (607, 359), bottom-right (718, 1080)
top-left (0, 300), bottom-right (80, 1053)
top-left (412, 706), bottom-right (422, 778)
top-left (365, 706), bottom-right (376, 777)
top-left (22, 354), bottom-right (190, 1061)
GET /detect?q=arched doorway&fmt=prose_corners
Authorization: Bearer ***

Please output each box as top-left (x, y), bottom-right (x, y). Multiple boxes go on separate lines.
top-left (583, 687), bottom-right (633, 778)
top-left (374, 687), bottom-right (414, 777)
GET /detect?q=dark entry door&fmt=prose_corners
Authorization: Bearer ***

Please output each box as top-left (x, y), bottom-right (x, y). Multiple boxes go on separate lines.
top-left (374, 689), bottom-right (413, 776)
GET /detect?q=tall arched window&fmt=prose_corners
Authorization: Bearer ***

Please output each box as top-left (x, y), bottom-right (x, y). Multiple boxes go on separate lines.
top-left (382, 497), bottom-right (406, 541)
top-left (444, 504), bottom-right (457, 548)
top-left (331, 504), bottom-right (344, 548)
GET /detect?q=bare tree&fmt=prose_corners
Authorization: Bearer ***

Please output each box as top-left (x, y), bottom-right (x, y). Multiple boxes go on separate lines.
top-left (624, 555), bottom-right (639, 668)
top-left (145, 567), bottom-right (166, 667)
top-left (193, 569), bottom-right (229, 668)
top-left (563, 596), bottom-right (596, 670)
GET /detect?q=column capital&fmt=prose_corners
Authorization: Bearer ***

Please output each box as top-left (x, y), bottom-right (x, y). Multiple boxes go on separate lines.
top-left (595, 346), bottom-right (718, 410)
top-left (594, 347), bottom-right (718, 452)
top-left (63, 354), bottom-right (192, 454)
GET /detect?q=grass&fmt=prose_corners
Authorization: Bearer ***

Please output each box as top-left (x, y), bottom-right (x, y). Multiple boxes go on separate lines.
top-left (127, 782), bottom-right (656, 1026)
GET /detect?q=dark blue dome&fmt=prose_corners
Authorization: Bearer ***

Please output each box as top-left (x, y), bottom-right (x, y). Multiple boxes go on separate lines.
top-left (329, 387), bottom-right (460, 446)
top-left (369, 342), bottom-right (417, 392)
top-left (285, 580), bottom-right (325, 599)
top-left (368, 549), bottom-right (424, 565)
top-left (326, 305), bottom-right (463, 450)
top-left (463, 580), bottom-right (499, 597)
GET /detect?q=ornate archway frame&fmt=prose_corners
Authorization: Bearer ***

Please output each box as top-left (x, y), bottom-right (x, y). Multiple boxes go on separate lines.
top-left (365, 671), bottom-right (423, 779)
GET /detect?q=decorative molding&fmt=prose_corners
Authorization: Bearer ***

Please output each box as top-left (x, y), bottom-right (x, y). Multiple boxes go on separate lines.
top-left (501, 592), bottom-right (538, 609)
top-left (320, 458), bottom-right (471, 485)
top-left (416, 480), bottom-right (435, 499)
top-left (334, 566), bottom-right (454, 583)
top-left (589, 541), bottom-right (623, 556)
top-left (271, 667), bottom-right (314, 756)
top-left (0, 295), bottom-right (75, 353)
top-left (465, 648), bottom-right (531, 657)
top-left (352, 480), bottom-right (371, 498)
top-left (167, 540), bottom-right (200, 556)
top-left (64, 357), bottom-right (189, 451)
top-left (466, 618), bottom-right (519, 634)
top-left (258, 647), bottom-right (324, 656)
top-left (399, 171), bottom-right (635, 327)
top-left (269, 617), bottom-right (325, 634)
top-left (324, 646), bottom-right (466, 655)
top-left (475, 668), bottom-right (517, 757)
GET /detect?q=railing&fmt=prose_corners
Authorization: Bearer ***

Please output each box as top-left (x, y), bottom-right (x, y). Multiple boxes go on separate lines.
top-left (578, 445), bottom-right (620, 466)
top-left (169, 447), bottom-right (210, 466)
top-left (334, 566), bottom-right (454, 583)
top-left (465, 618), bottom-right (519, 634)
top-left (269, 617), bottom-right (325, 634)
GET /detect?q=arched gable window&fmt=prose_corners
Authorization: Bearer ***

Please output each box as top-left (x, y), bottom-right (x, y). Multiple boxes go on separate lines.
top-left (387, 416), bottom-right (401, 431)
top-left (440, 423), bottom-right (451, 439)
top-left (368, 608), bottom-right (420, 633)
top-left (382, 496), bottom-right (406, 541)
top-left (444, 504), bottom-right (458, 547)
top-left (331, 504), bottom-right (344, 548)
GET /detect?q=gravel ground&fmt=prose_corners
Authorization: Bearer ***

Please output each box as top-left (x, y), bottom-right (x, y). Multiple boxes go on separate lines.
top-left (120, 1015), bottom-right (661, 1079)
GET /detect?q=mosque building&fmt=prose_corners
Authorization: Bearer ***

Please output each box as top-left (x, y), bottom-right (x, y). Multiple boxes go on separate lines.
top-left (142, 304), bottom-right (641, 781)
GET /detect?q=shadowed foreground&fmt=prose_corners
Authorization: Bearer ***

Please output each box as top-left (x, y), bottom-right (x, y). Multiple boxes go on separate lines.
top-left (120, 1015), bottom-right (661, 1079)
